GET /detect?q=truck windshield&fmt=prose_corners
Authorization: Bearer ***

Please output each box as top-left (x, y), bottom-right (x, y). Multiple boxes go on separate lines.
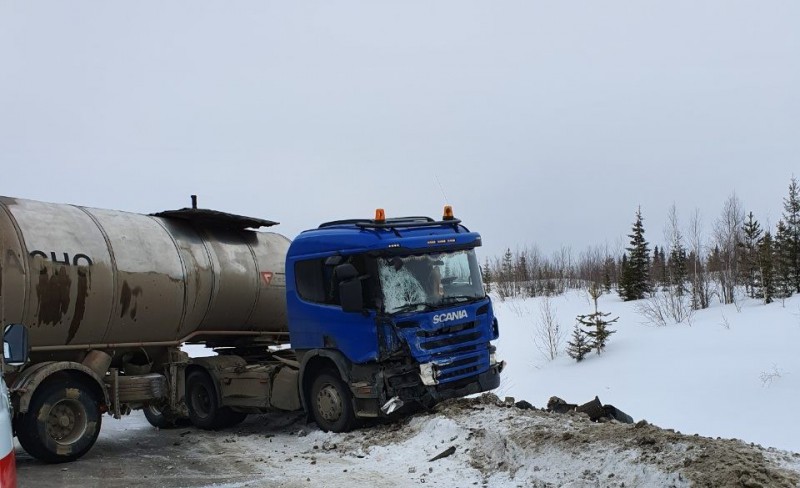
top-left (378, 248), bottom-right (485, 314)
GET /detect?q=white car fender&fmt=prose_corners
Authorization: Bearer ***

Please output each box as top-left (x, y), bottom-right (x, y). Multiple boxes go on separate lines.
top-left (0, 380), bottom-right (16, 488)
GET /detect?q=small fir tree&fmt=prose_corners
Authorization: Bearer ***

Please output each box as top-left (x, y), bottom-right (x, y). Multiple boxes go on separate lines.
top-left (757, 230), bottom-right (775, 304)
top-left (578, 284), bottom-right (618, 354)
top-left (566, 325), bottom-right (592, 362)
top-left (501, 248), bottom-right (514, 296)
top-left (481, 258), bottom-right (492, 294)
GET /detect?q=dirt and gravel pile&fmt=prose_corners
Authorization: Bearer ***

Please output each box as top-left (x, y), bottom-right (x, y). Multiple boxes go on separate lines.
top-left (325, 393), bottom-right (800, 487)
top-left (469, 394), bottom-right (799, 487)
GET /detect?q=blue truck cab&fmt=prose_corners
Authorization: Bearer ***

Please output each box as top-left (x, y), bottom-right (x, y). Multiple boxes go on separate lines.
top-left (285, 207), bottom-right (503, 432)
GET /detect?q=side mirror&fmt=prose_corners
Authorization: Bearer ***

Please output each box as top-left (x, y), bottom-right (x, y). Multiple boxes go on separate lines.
top-left (334, 264), bottom-right (363, 313)
top-left (4, 323), bottom-right (29, 366)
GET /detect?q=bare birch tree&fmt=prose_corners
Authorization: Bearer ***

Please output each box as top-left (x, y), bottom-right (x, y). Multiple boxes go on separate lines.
top-left (688, 208), bottom-right (711, 309)
top-left (533, 296), bottom-right (565, 361)
top-left (713, 193), bottom-right (745, 305)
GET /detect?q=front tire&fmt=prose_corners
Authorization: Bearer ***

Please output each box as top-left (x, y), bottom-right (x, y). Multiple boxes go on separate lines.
top-left (309, 371), bottom-right (356, 433)
top-left (16, 377), bottom-right (102, 464)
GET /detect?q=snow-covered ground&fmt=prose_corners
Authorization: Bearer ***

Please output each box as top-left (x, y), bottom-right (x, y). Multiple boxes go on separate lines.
top-left (494, 290), bottom-right (800, 453)
top-left (20, 290), bottom-right (800, 488)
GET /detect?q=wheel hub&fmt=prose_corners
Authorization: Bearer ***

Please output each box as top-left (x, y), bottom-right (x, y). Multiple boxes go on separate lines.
top-left (191, 386), bottom-right (212, 418)
top-left (316, 385), bottom-right (342, 422)
top-left (46, 399), bottom-right (88, 445)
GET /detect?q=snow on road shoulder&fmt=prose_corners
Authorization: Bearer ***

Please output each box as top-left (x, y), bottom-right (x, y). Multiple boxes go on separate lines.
top-left (224, 395), bottom-right (799, 487)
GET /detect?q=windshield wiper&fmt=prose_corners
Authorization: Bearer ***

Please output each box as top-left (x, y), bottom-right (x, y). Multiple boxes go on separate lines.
top-left (391, 302), bottom-right (438, 314)
top-left (440, 295), bottom-right (478, 304)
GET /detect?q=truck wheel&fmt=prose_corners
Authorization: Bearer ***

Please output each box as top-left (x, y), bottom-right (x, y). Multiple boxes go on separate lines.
top-left (186, 370), bottom-right (242, 430)
top-left (310, 371), bottom-right (355, 433)
top-left (143, 405), bottom-right (190, 429)
top-left (16, 378), bottom-right (102, 463)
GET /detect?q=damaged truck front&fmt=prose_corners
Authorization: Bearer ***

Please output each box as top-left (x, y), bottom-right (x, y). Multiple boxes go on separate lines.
top-left (287, 208), bottom-right (504, 431)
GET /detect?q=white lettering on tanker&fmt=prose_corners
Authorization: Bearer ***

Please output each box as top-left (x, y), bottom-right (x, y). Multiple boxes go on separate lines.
top-left (432, 309), bottom-right (468, 324)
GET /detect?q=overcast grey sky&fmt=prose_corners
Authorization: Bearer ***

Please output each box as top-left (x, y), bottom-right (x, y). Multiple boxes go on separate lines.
top-left (1, 1), bottom-right (798, 259)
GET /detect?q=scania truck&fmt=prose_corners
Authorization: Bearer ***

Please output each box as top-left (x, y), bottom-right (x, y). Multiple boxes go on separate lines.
top-left (0, 196), bottom-right (502, 463)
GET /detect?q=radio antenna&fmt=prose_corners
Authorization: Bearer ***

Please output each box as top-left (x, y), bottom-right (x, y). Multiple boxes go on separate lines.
top-left (435, 173), bottom-right (449, 204)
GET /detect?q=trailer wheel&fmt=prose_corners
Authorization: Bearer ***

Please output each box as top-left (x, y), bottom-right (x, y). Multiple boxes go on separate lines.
top-left (143, 405), bottom-right (190, 429)
top-left (16, 378), bottom-right (102, 463)
top-left (310, 371), bottom-right (355, 433)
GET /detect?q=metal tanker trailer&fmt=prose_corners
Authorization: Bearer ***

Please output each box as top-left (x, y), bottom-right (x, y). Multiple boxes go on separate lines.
top-left (1, 195), bottom-right (301, 463)
top-left (1, 195), bottom-right (290, 359)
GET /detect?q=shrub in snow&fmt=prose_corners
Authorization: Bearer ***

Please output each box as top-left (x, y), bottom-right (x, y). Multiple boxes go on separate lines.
top-left (636, 289), bottom-right (694, 326)
top-left (533, 297), bottom-right (565, 361)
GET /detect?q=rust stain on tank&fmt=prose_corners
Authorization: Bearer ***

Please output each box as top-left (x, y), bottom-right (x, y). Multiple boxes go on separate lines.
top-left (66, 268), bottom-right (90, 344)
top-left (120, 281), bottom-right (143, 319)
top-left (36, 265), bottom-right (71, 325)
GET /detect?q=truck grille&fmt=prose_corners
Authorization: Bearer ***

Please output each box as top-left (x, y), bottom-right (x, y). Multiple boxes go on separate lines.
top-left (431, 351), bottom-right (488, 383)
top-left (405, 318), bottom-right (491, 384)
top-left (416, 321), bottom-right (480, 351)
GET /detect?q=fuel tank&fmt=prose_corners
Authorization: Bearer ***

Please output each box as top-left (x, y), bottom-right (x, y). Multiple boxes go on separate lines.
top-left (0, 196), bottom-right (289, 361)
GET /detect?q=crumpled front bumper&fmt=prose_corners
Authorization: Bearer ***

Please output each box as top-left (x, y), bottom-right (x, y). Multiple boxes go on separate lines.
top-left (426, 360), bottom-right (505, 403)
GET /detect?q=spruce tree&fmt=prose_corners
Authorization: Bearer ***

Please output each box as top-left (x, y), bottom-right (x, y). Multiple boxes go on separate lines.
top-left (651, 247), bottom-right (663, 290)
top-left (577, 287), bottom-right (618, 354)
top-left (517, 253), bottom-right (530, 296)
top-left (566, 325), bottom-right (592, 361)
top-left (577, 311), bottom-right (618, 354)
top-left (757, 230), bottom-right (775, 304)
top-left (739, 212), bottom-right (763, 298)
top-left (775, 220), bottom-right (793, 298)
top-left (618, 254), bottom-right (630, 299)
top-left (500, 248), bottom-right (514, 297)
top-left (620, 207), bottom-right (651, 301)
top-left (481, 258), bottom-right (492, 294)
top-left (667, 224), bottom-right (688, 297)
top-left (782, 176), bottom-right (800, 293)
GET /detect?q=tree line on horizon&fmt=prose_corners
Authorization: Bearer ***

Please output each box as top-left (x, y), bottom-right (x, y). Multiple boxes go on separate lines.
top-left (483, 175), bottom-right (800, 309)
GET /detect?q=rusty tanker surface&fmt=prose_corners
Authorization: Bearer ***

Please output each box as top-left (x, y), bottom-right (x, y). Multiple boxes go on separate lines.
top-left (0, 195), bottom-right (290, 365)
top-left (0, 195), bottom-right (302, 464)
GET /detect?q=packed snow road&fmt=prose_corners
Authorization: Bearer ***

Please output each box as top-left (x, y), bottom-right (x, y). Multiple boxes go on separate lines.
top-left (15, 395), bottom-right (800, 488)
